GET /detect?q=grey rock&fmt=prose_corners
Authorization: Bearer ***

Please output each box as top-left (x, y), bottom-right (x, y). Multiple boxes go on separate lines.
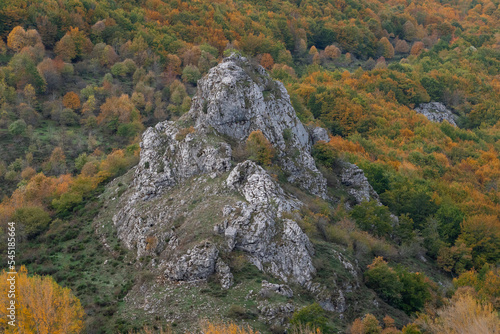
top-left (215, 259), bottom-right (234, 289)
top-left (188, 54), bottom-right (327, 197)
top-left (258, 302), bottom-right (295, 326)
top-left (415, 102), bottom-right (457, 126)
top-left (340, 162), bottom-right (380, 205)
top-left (309, 125), bottom-right (330, 144)
top-left (222, 161), bottom-right (315, 285)
top-left (104, 54), bottom-right (371, 310)
top-left (163, 242), bottom-right (218, 281)
top-left (260, 280), bottom-right (293, 298)
top-left (132, 122), bottom-right (232, 200)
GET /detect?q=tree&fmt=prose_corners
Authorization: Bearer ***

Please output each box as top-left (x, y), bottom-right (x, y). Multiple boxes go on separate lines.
top-left (37, 58), bottom-right (63, 91)
top-left (260, 53), bottom-right (274, 70)
top-left (23, 84), bottom-right (36, 106)
top-left (325, 45), bottom-right (341, 59)
top-left (63, 92), bottom-right (81, 110)
top-left (379, 37), bottom-right (394, 58)
top-left (459, 215), bottom-right (500, 267)
top-left (246, 130), bottom-right (275, 165)
top-left (364, 257), bottom-right (402, 305)
top-left (402, 21), bottom-right (417, 41)
top-left (55, 27), bottom-right (92, 61)
top-left (97, 94), bottom-right (139, 131)
top-left (11, 206), bottom-right (51, 238)
top-left (7, 26), bottom-right (42, 52)
top-left (8, 119), bottom-right (27, 137)
top-left (54, 35), bottom-right (76, 61)
top-left (397, 269), bottom-right (432, 314)
top-left (410, 42), bottom-right (425, 55)
top-left (182, 65), bottom-right (202, 84)
top-left (395, 40), bottom-right (410, 53)
top-left (43, 147), bottom-right (66, 175)
top-left (350, 200), bottom-right (392, 236)
top-left (437, 240), bottom-right (473, 274)
top-left (290, 303), bottom-right (329, 333)
top-left (0, 266), bottom-right (85, 333)
top-left (350, 314), bottom-right (382, 334)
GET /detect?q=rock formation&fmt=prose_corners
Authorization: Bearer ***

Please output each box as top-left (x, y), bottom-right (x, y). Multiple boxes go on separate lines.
top-left (415, 102), bottom-right (457, 126)
top-left (106, 54), bottom-right (378, 317)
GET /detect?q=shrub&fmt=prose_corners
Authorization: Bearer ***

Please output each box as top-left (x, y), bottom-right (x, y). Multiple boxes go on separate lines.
top-left (246, 130), bottom-right (275, 165)
top-left (290, 303), bottom-right (329, 333)
top-left (12, 206), bottom-right (51, 238)
top-left (350, 200), bottom-right (392, 237)
top-left (364, 257), bottom-right (402, 305)
top-left (175, 126), bottom-right (195, 141)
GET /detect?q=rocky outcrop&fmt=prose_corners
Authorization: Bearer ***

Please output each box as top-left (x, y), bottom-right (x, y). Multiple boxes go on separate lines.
top-left (106, 54), bottom-right (370, 316)
top-left (415, 102), bottom-right (457, 126)
top-left (341, 162), bottom-right (380, 206)
top-left (218, 160), bottom-right (315, 285)
top-left (111, 55), bottom-right (326, 289)
top-left (260, 280), bottom-right (294, 298)
top-left (164, 242), bottom-right (218, 281)
top-left (132, 121), bottom-right (232, 200)
top-left (188, 54), bottom-right (327, 197)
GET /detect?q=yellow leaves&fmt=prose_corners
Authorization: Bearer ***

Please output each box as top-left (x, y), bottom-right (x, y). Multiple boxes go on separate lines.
top-left (400, 128), bottom-right (414, 138)
top-left (246, 130), bottom-right (275, 166)
top-left (200, 320), bottom-right (260, 334)
top-left (0, 266), bottom-right (85, 334)
top-left (97, 94), bottom-right (138, 125)
top-left (419, 290), bottom-right (500, 334)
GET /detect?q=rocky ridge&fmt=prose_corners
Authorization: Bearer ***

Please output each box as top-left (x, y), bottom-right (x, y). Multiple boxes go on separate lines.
top-left (105, 54), bottom-right (380, 321)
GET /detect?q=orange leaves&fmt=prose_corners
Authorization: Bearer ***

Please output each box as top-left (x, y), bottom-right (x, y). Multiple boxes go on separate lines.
top-left (55, 27), bottom-right (92, 61)
top-left (410, 41), bottom-right (425, 55)
top-left (7, 26), bottom-right (42, 52)
top-left (327, 136), bottom-right (366, 156)
top-left (260, 53), bottom-right (274, 70)
top-left (97, 94), bottom-right (138, 125)
top-left (0, 266), bottom-right (85, 334)
top-left (62, 91), bottom-right (81, 110)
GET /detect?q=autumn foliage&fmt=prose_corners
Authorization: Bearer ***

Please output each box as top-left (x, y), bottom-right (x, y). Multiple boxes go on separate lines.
top-left (0, 266), bottom-right (85, 334)
top-left (62, 92), bottom-right (81, 110)
top-left (246, 130), bottom-right (275, 166)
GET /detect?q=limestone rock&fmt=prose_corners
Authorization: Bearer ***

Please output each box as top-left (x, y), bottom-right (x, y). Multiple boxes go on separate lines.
top-left (340, 162), bottom-right (380, 205)
top-left (260, 280), bottom-right (293, 298)
top-left (215, 259), bottom-right (234, 289)
top-left (221, 161), bottom-right (315, 285)
top-left (188, 54), bottom-right (327, 197)
top-left (258, 302), bottom-right (295, 327)
top-left (104, 54), bottom-right (372, 313)
top-left (163, 242), bottom-right (219, 281)
top-left (133, 122), bottom-right (232, 200)
top-left (309, 125), bottom-right (330, 144)
top-left (415, 102), bottom-right (457, 126)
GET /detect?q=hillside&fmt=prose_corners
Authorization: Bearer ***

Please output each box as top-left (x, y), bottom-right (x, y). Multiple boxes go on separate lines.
top-left (0, 0), bottom-right (499, 333)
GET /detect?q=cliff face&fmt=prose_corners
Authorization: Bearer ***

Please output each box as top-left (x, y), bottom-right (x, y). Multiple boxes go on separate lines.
top-left (102, 54), bottom-right (381, 325)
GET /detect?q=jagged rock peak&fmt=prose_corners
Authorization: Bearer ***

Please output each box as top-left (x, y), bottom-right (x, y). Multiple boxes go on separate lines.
top-left (133, 54), bottom-right (328, 199)
top-left (415, 102), bottom-right (457, 126)
top-left (187, 53), bottom-right (328, 197)
top-left (188, 53), bottom-right (310, 150)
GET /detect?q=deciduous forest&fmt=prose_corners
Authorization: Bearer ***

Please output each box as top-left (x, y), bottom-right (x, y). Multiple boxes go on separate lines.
top-left (0, 0), bottom-right (499, 333)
